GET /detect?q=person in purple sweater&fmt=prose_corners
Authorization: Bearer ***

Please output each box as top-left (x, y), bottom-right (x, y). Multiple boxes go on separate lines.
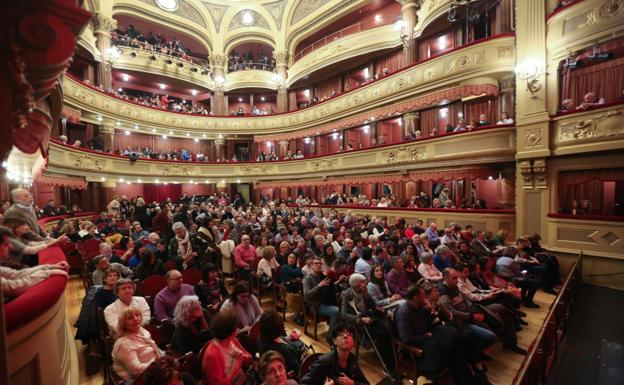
top-left (154, 269), bottom-right (194, 322)
top-left (385, 256), bottom-right (410, 297)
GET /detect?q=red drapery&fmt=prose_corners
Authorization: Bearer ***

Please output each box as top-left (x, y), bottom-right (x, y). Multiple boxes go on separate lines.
top-left (492, 0), bottom-right (513, 35)
top-left (143, 184), bottom-right (182, 204)
top-left (464, 97), bottom-right (498, 125)
top-left (115, 133), bottom-right (213, 156)
top-left (374, 48), bottom-right (404, 74)
top-left (288, 90), bottom-right (298, 111)
top-left (419, 107), bottom-right (438, 136)
top-left (561, 57), bottom-right (624, 106)
top-left (558, 169), bottom-right (624, 191)
top-left (314, 76), bottom-right (342, 99)
top-left (36, 175), bottom-right (88, 189)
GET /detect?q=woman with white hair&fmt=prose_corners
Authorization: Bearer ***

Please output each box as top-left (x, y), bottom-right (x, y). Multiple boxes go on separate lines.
top-left (169, 222), bottom-right (198, 269)
top-left (171, 295), bottom-right (211, 354)
top-left (417, 251), bottom-right (443, 282)
top-left (112, 307), bottom-right (163, 382)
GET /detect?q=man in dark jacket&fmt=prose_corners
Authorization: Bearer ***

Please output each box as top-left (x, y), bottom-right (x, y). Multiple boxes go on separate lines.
top-left (300, 323), bottom-right (369, 385)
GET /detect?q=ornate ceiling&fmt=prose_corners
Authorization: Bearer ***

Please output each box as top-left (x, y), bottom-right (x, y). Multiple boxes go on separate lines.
top-left (91, 0), bottom-right (376, 57)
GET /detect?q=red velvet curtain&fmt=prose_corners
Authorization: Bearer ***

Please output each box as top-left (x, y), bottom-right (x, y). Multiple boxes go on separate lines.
top-left (418, 40), bottom-right (430, 61)
top-left (288, 90), bottom-right (298, 111)
top-left (448, 102), bottom-right (463, 128)
top-left (464, 97), bottom-right (498, 125)
top-left (144, 184), bottom-right (182, 204)
top-left (115, 134), bottom-right (213, 155)
top-left (420, 108), bottom-right (439, 136)
top-left (374, 48), bottom-right (403, 74)
top-left (314, 76), bottom-right (342, 99)
top-left (492, 0), bottom-right (513, 34)
top-left (561, 57), bottom-right (624, 105)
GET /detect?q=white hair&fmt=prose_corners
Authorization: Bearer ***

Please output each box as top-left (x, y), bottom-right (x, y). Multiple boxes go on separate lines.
top-left (172, 222), bottom-right (185, 231)
top-left (173, 295), bottom-right (200, 327)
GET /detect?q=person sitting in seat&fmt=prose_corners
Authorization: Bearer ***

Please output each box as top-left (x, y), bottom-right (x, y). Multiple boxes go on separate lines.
top-left (497, 112), bottom-right (514, 124)
top-left (154, 269), bottom-right (195, 323)
top-left (299, 323), bottom-right (369, 385)
top-left (258, 310), bottom-right (305, 375)
top-left (477, 113), bottom-right (490, 127)
top-left (194, 262), bottom-right (228, 313)
top-left (92, 246), bottom-right (133, 285)
top-left (104, 278), bottom-right (151, 333)
top-left (112, 307), bottom-right (163, 382)
top-left (559, 98), bottom-right (576, 112)
top-left (303, 256), bottom-right (341, 342)
top-left (171, 295), bottom-right (211, 354)
top-left (258, 350), bottom-right (298, 385)
top-left (385, 255), bottom-right (410, 297)
top-left (577, 92), bottom-right (605, 110)
top-left (202, 311), bottom-right (252, 385)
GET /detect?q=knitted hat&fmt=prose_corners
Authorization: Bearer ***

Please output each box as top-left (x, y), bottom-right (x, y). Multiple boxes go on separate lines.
top-left (349, 273), bottom-right (366, 288)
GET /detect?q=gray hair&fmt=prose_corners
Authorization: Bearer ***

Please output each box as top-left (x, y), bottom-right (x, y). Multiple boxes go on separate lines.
top-left (173, 295), bottom-right (200, 327)
top-left (435, 245), bottom-right (449, 255)
top-left (99, 242), bottom-right (112, 253)
top-left (419, 251), bottom-right (434, 263)
top-left (172, 222), bottom-right (185, 231)
top-left (419, 233), bottom-right (429, 240)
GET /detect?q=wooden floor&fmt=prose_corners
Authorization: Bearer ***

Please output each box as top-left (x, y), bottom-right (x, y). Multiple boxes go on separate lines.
top-left (66, 277), bottom-right (556, 385)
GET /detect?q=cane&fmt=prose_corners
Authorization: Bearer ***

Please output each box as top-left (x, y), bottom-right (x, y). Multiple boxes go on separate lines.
top-left (361, 323), bottom-right (396, 385)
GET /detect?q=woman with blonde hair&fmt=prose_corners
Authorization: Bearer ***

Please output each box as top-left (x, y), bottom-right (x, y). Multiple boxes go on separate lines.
top-left (112, 307), bottom-right (163, 382)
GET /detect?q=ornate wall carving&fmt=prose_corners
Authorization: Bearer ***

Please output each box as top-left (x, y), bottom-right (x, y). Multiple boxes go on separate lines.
top-left (525, 128), bottom-right (543, 148)
top-left (382, 147), bottom-right (425, 163)
top-left (291, 0), bottom-right (331, 25)
top-left (559, 108), bottom-right (623, 141)
top-left (264, 1), bottom-right (287, 29)
top-left (202, 3), bottom-right (229, 32)
top-left (228, 10), bottom-right (270, 31)
top-left (139, 0), bottom-right (207, 28)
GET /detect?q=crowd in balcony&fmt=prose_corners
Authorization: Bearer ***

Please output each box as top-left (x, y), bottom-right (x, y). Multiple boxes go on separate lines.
top-left (111, 25), bottom-right (196, 61)
top-left (1, 187), bottom-right (563, 385)
top-left (112, 89), bottom-right (211, 115)
top-left (228, 48), bottom-right (275, 72)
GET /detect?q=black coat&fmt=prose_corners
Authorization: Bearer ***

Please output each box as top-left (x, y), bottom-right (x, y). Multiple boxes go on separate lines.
top-left (299, 350), bottom-right (369, 385)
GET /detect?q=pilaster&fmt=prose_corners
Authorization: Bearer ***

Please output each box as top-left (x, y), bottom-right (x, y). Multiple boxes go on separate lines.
top-left (92, 12), bottom-right (117, 89)
top-left (398, 0), bottom-right (420, 66)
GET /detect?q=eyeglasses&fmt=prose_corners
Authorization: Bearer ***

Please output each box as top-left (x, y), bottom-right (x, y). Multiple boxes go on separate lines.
top-left (337, 330), bottom-right (354, 338)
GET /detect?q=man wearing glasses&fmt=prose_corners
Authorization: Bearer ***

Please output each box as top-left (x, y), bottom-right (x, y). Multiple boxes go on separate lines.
top-left (303, 256), bottom-right (341, 343)
top-left (300, 323), bottom-right (369, 385)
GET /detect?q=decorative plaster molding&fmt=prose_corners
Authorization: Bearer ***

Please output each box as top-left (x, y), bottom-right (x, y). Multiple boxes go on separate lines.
top-left (202, 3), bottom-right (229, 32)
top-left (525, 128), bottom-right (543, 148)
top-left (382, 146), bottom-right (425, 163)
top-left (559, 109), bottom-right (623, 141)
top-left (291, 0), bottom-right (331, 25)
top-left (264, 1), bottom-right (287, 29)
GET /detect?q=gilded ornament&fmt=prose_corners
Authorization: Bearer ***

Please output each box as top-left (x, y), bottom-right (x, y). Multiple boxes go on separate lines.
top-left (525, 128), bottom-right (542, 148)
top-left (559, 109), bottom-right (622, 141)
top-left (599, 0), bottom-right (623, 18)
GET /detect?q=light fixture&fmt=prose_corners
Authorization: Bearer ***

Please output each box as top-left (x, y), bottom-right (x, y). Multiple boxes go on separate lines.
top-left (238, 97), bottom-right (243, 102)
top-left (374, 14), bottom-right (382, 23)
top-left (267, 141), bottom-right (273, 147)
top-left (155, 0), bottom-right (179, 12)
top-left (205, 179), bottom-right (210, 183)
top-left (119, 178), bottom-right (124, 182)
top-left (162, 135), bottom-right (168, 139)
top-left (202, 133), bottom-right (207, 138)
top-left (236, 179), bottom-right (241, 184)
top-left (159, 83), bottom-right (166, 90)
top-left (218, 133), bottom-right (223, 138)
top-left (137, 179), bottom-right (142, 183)
top-left (304, 137), bottom-right (310, 144)
top-left (488, 176), bottom-right (494, 180)
top-left (155, 179), bottom-right (160, 183)
top-left (122, 74), bottom-right (130, 82)
top-left (152, 128), bottom-right (157, 132)
top-left (439, 108), bottom-right (449, 118)
top-left (260, 96), bottom-right (265, 101)
top-left (118, 88), bottom-right (123, 92)
top-left (220, 179), bottom-right (225, 184)
top-left (393, 19), bottom-right (406, 32)
top-left (241, 10), bottom-right (254, 26)
top-left (169, 130), bottom-right (173, 135)
top-left (515, 58), bottom-right (547, 99)
top-left (191, 90), bottom-right (198, 96)
top-left (124, 130), bottom-right (130, 135)
top-left (164, 182), bottom-right (168, 185)
top-left (194, 138), bottom-right (199, 143)
top-left (100, 177), bottom-right (106, 182)
top-left (437, 35), bottom-right (448, 50)
top-left (134, 124), bottom-right (139, 129)
top-left (214, 75), bottom-right (225, 83)
top-left (303, 89), bottom-right (310, 97)
top-left (363, 125), bottom-right (369, 133)
top-left (126, 181), bottom-right (131, 185)
top-left (96, 115), bottom-right (103, 122)
top-left (186, 132), bottom-right (191, 136)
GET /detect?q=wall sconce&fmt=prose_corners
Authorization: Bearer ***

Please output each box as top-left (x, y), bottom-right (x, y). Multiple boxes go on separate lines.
top-left (514, 59), bottom-right (547, 99)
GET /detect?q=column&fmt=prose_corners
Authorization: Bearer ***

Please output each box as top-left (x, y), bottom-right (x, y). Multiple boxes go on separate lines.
top-left (99, 122), bottom-right (115, 152)
top-left (214, 137), bottom-right (225, 160)
top-left (514, 0), bottom-right (551, 239)
top-left (499, 74), bottom-right (516, 118)
top-left (93, 12), bottom-right (117, 89)
top-left (273, 49), bottom-right (289, 113)
top-left (402, 111), bottom-right (420, 137)
top-left (398, 0), bottom-right (420, 66)
top-left (210, 53), bottom-right (227, 115)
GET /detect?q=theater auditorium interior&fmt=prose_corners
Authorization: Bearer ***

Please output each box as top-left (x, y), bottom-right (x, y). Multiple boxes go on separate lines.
top-left (1, 1), bottom-right (624, 385)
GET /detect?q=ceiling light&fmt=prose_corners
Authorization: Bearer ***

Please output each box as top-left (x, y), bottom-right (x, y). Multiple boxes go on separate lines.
top-left (238, 97), bottom-right (243, 102)
top-left (118, 88), bottom-right (123, 92)
top-left (162, 135), bottom-right (168, 139)
top-left (100, 177), bottom-right (106, 182)
top-left (186, 132), bottom-right (190, 136)
top-left (159, 84), bottom-right (166, 90)
top-left (134, 124), bottom-right (139, 129)
top-left (169, 130), bottom-right (173, 135)
top-left (96, 116), bottom-right (103, 122)
top-left (218, 133), bottom-right (223, 138)
top-left (260, 96), bottom-right (265, 101)
top-left (202, 134), bottom-right (207, 138)
top-left (393, 19), bottom-right (405, 32)
top-left (122, 74), bottom-right (130, 82)
top-left (155, 179), bottom-right (160, 183)
top-left (375, 15), bottom-right (382, 23)
top-left (116, 121), bottom-right (121, 126)
top-left (137, 179), bottom-right (142, 183)
top-left (241, 10), bottom-right (254, 26)
top-left (126, 181), bottom-right (131, 185)
top-left (205, 180), bottom-right (210, 183)
top-left (191, 90), bottom-right (198, 96)
top-left (220, 179), bottom-right (225, 184)
top-left (119, 178), bottom-right (124, 182)
top-left (236, 179), bottom-right (241, 184)
top-left (194, 138), bottom-right (199, 143)
top-left (124, 130), bottom-right (130, 135)
top-left (152, 128), bottom-right (157, 132)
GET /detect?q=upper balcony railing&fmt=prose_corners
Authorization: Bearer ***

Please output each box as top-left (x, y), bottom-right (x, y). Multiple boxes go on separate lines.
top-left (293, 17), bottom-right (396, 62)
top-left (551, 100), bottom-right (624, 156)
top-left (46, 125), bottom-right (516, 184)
top-left (62, 34), bottom-right (516, 136)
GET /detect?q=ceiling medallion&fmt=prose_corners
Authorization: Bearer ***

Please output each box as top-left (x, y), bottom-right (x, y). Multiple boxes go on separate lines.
top-left (241, 10), bottom-right (255, 26)
top-left (155, 0), bottom-right (179, 12)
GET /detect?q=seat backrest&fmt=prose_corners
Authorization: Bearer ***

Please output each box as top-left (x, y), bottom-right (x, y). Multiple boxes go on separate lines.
top-left (248, 322), bottom-right (260, 345)
top-left (298, 352), bottom-right (323, 379)
top-left (181, 269), bottom-right (202, 286)
top-left (143, 321), bottom-right (174, 349)
top-left (138, 275), bottom-right (168, 297)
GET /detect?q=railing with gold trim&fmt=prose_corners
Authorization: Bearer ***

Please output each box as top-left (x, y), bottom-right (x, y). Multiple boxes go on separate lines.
top-left (45, 125), bottom-right (516, 182)
top-left (62, 34), bottom-right (516, 136)
top-left (512, 254), bottom-right (583, 385)
top-left (551, 101), bottom-right (624, 156)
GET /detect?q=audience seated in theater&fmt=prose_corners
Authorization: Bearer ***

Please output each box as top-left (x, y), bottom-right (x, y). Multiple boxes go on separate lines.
top-left (497, 112), bottom-right (514, 125)
top-left (202, 311), bottom-right (252, 385)
top-left (139, 355), bottom-right (197, 385)
top-left (386, 255), bottom-right (410, 297)
top-left (417, 251), bottom-right (443, 282)
top-left (559, 98), bottom-right (576, 112)
top-left (303, 256), bottom-right (341, 342)
top-left (104, 278), bottom-right (151, 332)
top-left (1, 217), bottom-right (68, 266)
top-left (257, 245), bottom-right (280, 287)
top-left (220, 281), bottom-right (262, 355)
top-left (258, 310), bottom-right (305, 375)
top-left (258, 350), bottom-right (298, 385)
top-left (513, 238), bottom-right (557, 295)
top-left (495, 247), bottom-right (541, 308)
top-left (477, 113), bottom-right (490, 127)
top-left (92, 249), bottom-right (133, 285)
top-left (171, 295), bottom-right (211, 354)
top-left (395, 285), bottom-right (481, 385)
top-left (234, 234), bottom-right (257, 280)
top-left (0, 226), bottom-right (69, 297)
top-left (154, 269), bottom-right (195, 323)
top-left (577, 92), bottom-right (605, 110)
top-left (135, 248), bottom-right (167, 280)
top-left (4, 188), bottom-right (48, 241)
top-left (169, 222), bottom-right (199, 270)
top-left (433, 245), bottom-right (454, 273)
top-left (367, 264), bottom-right (403, 308)
top-left (453, 119), bottom-right (468, 132)
top-left (194, 262), bottom-right (228, 313)
top-left (299, 323), bottom-right (369, 385)
top-left (94, 269), bottom-right (120, 310)
top-left (112, 307), bottom-right (163, 382)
